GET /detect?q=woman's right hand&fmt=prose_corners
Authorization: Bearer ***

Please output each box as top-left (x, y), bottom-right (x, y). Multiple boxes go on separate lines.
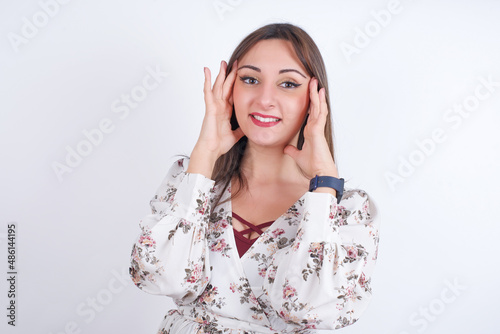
top-left (187, 60), bottom-right (244, 178)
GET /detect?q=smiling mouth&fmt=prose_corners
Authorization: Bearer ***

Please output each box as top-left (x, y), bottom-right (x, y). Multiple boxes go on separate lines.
top-left (251, 114), bottom-right (281, 123)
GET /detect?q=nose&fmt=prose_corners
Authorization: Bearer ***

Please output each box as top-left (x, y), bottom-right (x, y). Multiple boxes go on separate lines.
top-left (256, 82), bottom-right (277, 110)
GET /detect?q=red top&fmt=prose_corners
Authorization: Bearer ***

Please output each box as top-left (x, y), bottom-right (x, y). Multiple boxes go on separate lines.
top-left (232, 212), bottom-right (274, 258)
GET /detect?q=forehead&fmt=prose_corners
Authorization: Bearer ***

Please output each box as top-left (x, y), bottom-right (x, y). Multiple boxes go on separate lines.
top-left (238, 39), bottom-right (309, 76)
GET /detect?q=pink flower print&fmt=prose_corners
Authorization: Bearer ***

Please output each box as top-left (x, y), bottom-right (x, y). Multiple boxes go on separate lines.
top-left (179, 218), bottom-right (191, 229)
top-left (309, 242), bottom-right (323, 253)
top-left (345, 284), bottom-right (356, 302)
top-left (138, 235), bottom-right (156, 248)
top-left (302, 315), bottom-right (320, 330)
top-left (329, 205), bottom-right (337, 220)
top-left (332, 205), bottom-right (347, 225)
top-left (210, 239), bottom-right (228, 253)
top-left (200, 286), bottom-right (217, 304)
top-left (346, 246), bottom-right (357, 260)
top-left (272, 228), bottom-right (285, 238)
top-left (260, 233), bottom-right (271, 243)
top-left (130, 271), bottom-right (141, 286)
top-left (249, 293), bottom-right (258, 304)
top-left (258, 268), bottom-right (267, 278)
top-left (359, 272), bottom-right (367, 288)
top-left (282, 284), bottom-right (297, 299)
top-left (186, 264), bottom-right (202, 284)
top-left (212, 219), bottom-right (229, 232)
top-left (308, 242), bottom-right (324, 262)
top-left (194, 229), bottom-right (204, 242)
top-left (363, 201), bottom-right (369, 214)
top-left (279, 309), bottom-right (292, 321)
top-left (267, 266), bottom-right (277, 281)
top-left (305, 323), bottom-right (318, 329)
top-left (195, 316), bottom-right (209, 325)
top-left (229, 282), bottom-right (237, 293)
top-left (198, 198), bottom-right (208, 215)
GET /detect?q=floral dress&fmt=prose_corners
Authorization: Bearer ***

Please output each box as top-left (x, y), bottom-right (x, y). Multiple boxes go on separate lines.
top-left (129, 158), bottom-right (381, 333)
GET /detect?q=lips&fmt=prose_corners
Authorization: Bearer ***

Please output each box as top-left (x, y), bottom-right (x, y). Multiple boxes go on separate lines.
top-left (250, 113), bottom-right (281, 127)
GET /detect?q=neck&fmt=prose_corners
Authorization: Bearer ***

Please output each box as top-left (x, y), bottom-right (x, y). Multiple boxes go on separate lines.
top-left (239, 141), bottom-right (304, 185)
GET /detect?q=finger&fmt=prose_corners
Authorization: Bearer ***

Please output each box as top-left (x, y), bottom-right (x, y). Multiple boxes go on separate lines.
top-left (203, 67), bottom-right (213, 105)
top-left (319, 88), bottom-right (329, 120)
top-left (305, 87), bottom-right (327, 137)
top-left (222, 59), bottom-right (238, 101)
top-left (309, 78), bottom-right (320, 120)
top-left (213, 60), bottom-right (227, 99)
top-left (309, 88), bottom-right (328, 132)
top-left (315, 88), bottom-right (329, 130)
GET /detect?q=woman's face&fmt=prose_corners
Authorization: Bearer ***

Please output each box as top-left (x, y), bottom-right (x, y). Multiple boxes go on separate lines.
top-left (233, 39), bottom-right (311, 148)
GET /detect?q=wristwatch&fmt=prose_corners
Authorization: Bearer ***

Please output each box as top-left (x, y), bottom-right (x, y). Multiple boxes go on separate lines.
top-left (309, 175), bottom-right (344, 204)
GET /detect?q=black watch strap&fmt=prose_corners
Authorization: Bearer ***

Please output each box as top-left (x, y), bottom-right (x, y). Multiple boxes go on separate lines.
top-left (309, 175), bottom-right (344, 204)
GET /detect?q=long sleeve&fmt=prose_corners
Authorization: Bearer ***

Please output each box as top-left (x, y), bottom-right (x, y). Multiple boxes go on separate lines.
top-left (129, 158), bottom-right (215, 304)
top-left (262, 188), bottom-right (380, 330)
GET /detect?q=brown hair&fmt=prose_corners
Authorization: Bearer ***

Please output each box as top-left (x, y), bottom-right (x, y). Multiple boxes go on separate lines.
top-left (211, 23), bottom-right (336, 207)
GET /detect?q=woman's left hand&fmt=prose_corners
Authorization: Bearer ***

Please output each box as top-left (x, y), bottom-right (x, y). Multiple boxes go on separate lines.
top-left (284, 78), bottom-right (339, 179)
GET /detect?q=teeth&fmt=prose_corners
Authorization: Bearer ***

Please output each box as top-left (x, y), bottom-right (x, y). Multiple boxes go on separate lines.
top-left (252, 115), bottom-right (280, 123)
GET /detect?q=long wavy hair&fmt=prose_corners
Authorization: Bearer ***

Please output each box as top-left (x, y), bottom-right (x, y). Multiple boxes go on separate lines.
top-left (210, 23), bottom-right (336, 207)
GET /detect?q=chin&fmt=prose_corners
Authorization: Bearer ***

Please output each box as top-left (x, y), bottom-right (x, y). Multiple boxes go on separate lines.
top-left (245, 132), bottom-right (297, 149)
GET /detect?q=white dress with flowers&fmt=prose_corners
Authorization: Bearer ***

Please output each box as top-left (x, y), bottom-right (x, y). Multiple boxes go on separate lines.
top-left (129, 158), bottom-right (380, 333)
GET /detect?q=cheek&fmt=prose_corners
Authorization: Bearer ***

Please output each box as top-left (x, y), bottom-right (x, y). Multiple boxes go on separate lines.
top-left (232, 84), bottom-right (246, 113)
top-left (289, 92), bottom-right (310, 119)
top-left (232, 84), bottom-right (249, 126)
top-left (232, 82), bottom-right (241, 100)
top-left (301, 93), bottom-right (310, 112)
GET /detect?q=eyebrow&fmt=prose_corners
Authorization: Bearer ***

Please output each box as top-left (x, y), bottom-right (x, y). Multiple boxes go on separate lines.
top-left (237, 65), bottom-right (307, 79)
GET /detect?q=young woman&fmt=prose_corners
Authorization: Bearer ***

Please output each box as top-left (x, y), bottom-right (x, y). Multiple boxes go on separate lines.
top-left (130, 23), bottom-right (380, 333)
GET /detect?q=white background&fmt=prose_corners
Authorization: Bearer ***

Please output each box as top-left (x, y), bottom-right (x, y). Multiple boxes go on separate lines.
top-left (1, 0), bottom-right (499, 333)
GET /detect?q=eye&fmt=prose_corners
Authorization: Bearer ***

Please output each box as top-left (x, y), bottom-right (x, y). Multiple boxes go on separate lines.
top-left (280, 81), bottom-right (301, 89)
top-left (239, 76), bottom-right (259, 85)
